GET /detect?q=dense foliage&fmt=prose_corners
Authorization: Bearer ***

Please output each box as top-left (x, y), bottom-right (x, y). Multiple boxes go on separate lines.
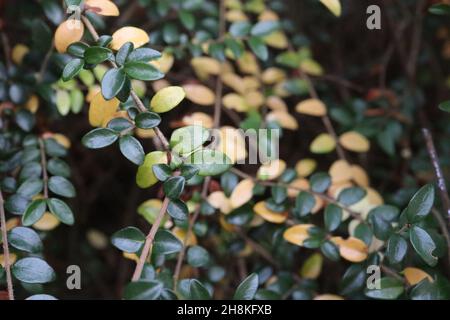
top-left (1, 0), bottom-right (450, 300)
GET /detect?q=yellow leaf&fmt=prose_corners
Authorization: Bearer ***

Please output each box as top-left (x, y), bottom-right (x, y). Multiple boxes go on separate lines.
top-left (222, 93), bottom-right (249, 112)
top-left (123, 252), bottom-right (139, 263)
top-left (136, 151), bottom-right (168, 188)
top-left (263, 31), bottom-right (289, 49)
top-left (351, 165), bottom-right (370, 187)
top-left (25, 95), bottom-right (40, 113)
top-left (301, 253), bottom-right (323, 279)
top-left (173, 227), bottom-right (198, 246)
top-left (258, 10), bottom-right (279, 21)
top-left (222, 73), bottom-right (246, 94)
top-left (6, 218), bottom-right (20, 232)
top-left (300, 59), bottom-right (324, 76)
top-left (283, 224), bottom-right (314, 246)
top-left (257, 159), bottom-right (286, 180)
top-left (54, 20), bottom-right (84, 53)
top-left (85, 0), bottom-right (119, 16)
top-left (86, 229), bottom-right (109, 250)
top-left (219, 215), bottom-right (237, 232)
top-left (339, 131), bottom-right (370, 153)
top-left (254, 201), bottom-right (288, 224)
top-left (86, 85), bottom-right (101, 102)
top-left (329, 160), bottom-right (352, 183)
top-left (266, 110), bottom-right (298, 130)
top-left (111, 26), bottom-right (149, 51)
top-left (244, 90), bottom-right (265, 109)
top-left (261, 67), bottom-right (286, 85)
top-left (226, 10), bottom-right (248, 22)
top-left (403, 267), bottom-right (433, 286)
top-left (182, 84), bottom-right (216, 106)
top-left (319, 0), bottom-right (342, 17)
top-left (295, 158), bottom-right (317, 177)
top-left (215, 126), bottom-right (247, 163)
top-left (0, 253), bottom-right (17, 267)
top-left (33, 212), bottom-right (60, 231)
top-left (136, 128), bottom-right (156, 139)
top-left (150, 51), bottom-right (174, 74)
top-left (310, 133), bottom-right (336, 153)
top-left (287, 178), bottom-right (309, 198)
top-left (295, 98), bottom-right (327, 116)
top-left (237, 52), bottom-right (260, 75)
top-left (266, 96), bottom-right (288, 112)
top-left (182, 112), bottom-right (214, 129)
top-left (208, 191), bottom-right (232, 214)
top-left (230, 179), bottom-right (255, 209)
top-left (132, 80), bottom-right (147, 98)
top-left (52, 133), bottom-right (71, 149)
top-left (12, 44), bottom-right (29, 65)
top-left (314, 294), bottom-right (344, 300)
top-left (191, 57), bottom-right (221, 79)
top-left (88, 92), bottom-right (120, 127)
top-left (150, 86), bottom-right (185, 113)
top-left (338, 237), bottom-right (368, 262)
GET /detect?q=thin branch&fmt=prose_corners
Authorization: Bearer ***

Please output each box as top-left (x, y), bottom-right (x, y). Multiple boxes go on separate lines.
top-left (131, 196), bottom-right (170, 281)
top-left (0, 31), bottom-right (11, 69)
top-left (38, 138), bottom-right (49, 198)
top-left (0, 189), bottom-right (14, 300)
top-left (37, 41), bottom-right (54, 83)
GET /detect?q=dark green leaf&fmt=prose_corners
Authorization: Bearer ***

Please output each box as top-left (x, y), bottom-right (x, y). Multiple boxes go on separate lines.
top-left (294, 192), bottom-right (315, 217)
top-left (84, 46), bottom-right (112, 64)
top-left (163, 176), bottom-right (186, 199)
top-left (67, 42), bottom-right (89, 57)
top-left (167, 199), bottom-right (188, 220)
top-left (250, 21), bottom-right (279, 36)
top-left (116, 42), bottom-right (134, 66)
top-left (47, 198), bottom-right (74, 225)
top-left (410, 279), bottom-right (440, 300)
top-left (310, 172), bottom-right (331, 193)
top-left (47, 158), bottom-right (71, 178)
top-left (364, 277), bottom-right (404, 300)
top-left (119, 135), bottom-right (145, 165)
top-left (5, 194), bottom-right (30, 215)
top-left (324, 204), bottom-right (342, 232)
top-left (438, 100), bottom-right (450, 113)
top-left (62, 58), bottom-right (84, 81)
top-left (187, 245), bottom-right (210, 267)
top-left (386, 234), bottom-right (408, 264)
top-left (153, 230), bottom-right (183, 255)
top-left (17, 178), bottom-right (43, 198)
top-left (82, 128), bottom-right (119, 149)
top-left (233, 273), bottom-right (259, 300)
top-left (124, 61), bottom-right (164, 81)
top-left (429, 4), bottom-right (450, 15)
top-left (180, 164), bottom-right (199, 180)
top-left (135, 112), bottom-right (161, 129)
top-left (124, 280), bottom-right (163, 300)
top-left (101, 68), bottom-right (126, 100)
top-left (12, 257), bottom-right (55, 284)
top-left (338, 187), bottom-right (366, 206)
top-left (410, 226), bottom-right (438, 267)
top-left (189, 279), bottom-right (211, 300)
top-left (321, 241), bottom-right (340, 261)
top-left (111, 227), bottom-right (145, 253)
top-left (152, 164), bottom-right (172, 182)
top-left (22, 199), bottom-right (46, 226)
top-left (229, 21), bottom-right (251, 37)
top-left (127, 48), bottom-right (161, 62)
top-left (186, 149), bottom-right (232, 176)
top-left (8, 227), bottom-right (43, 253)
top-left (406, 184), bottom-right (434, 223)
top-left (248, 36), bottom-right (268, 60)
top-left (48, 176), bottom-right (76, 198)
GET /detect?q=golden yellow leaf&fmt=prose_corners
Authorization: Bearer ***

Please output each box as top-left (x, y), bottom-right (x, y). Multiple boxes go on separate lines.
top-left (339, 131), bottom-right (370, 153)
top-left (150, 51), bottom-right (174, 73)
top-left (86, 85), bottom-right (101, 102)
top-left (351, 165), bottom-right (370, 187)
top-left (254, 201), bottom-right (288, 224)
top-left (88, 92), bottom-right (120, 127)
top-left (182, 112), bottom-right (214, 129)
top-left (25, 95), bottom-right (39, 113)
top-left (329, 160), bottom-right (353, 184)
top-left (123, 252), bottom-right (139, 263)
top-left (244, 90), bottom-right (265, 109)
top-left (52, 133), bottom-right (71, 149)
top-left (261, 67), bottom-right (286, 85)
top-left (301, 253), bottom-right (323, 279)
top-left (0, 253), bottom-right (17, 267)
top-left (266, 96), bottom-right (288, 112)
top-left (230, 179), bottom-right (255, 209)
top-left (295, 98), bottom-right (327, 116)
top-left (295, 159), bottom-right (317, 177)
top-left (173, 227), bottom-right (198, 246)
top-left (12, 44), bottom-right (29, 65)
top-left (191, 57), bottom-right (221, 79)
top-left (86, 229), bottom-right (109, 250)
top-left (6, 218), bottom-right (20, 231)
top-left (283, 224), bottom-right (314, 246)
top-left (338, 237), bottom-right (368, 262)
top-left (33, 212), bottom-right (60, 231)
top-left (54, 20), bottom-right (84, 53)
top-left (237, 52), bottom-right (260, 75)
top-left (111, 26), bottom-right (149, 51)
top-left (85, 0), bottom-right (119, 16)
top-left (182, 84), bottom-right (215, 106)
top-left (287, 178), bottom-right (309, 198)
top-left (257, 159), bottom-right (286, 180)
top-left (403, 267), bottom-right (433, 286)
top-left (314, 294), bottom-right (344, 300)
top-left (150, 86), bottom-right (185, 113)
top-left (266, 110), bottom-right (298, 130)
top-left (310, 133), bottom-right (336, 154)
top-left (215, 126), bottom-right (247, 163)
top-left (136, 151), bottom-right (168, 188)
top-left (319, 0), bottom-right (342, 17)
top-left (208, 191), bottom-right (232, 214)
top-left (222, 93), bottom-right (249, 112)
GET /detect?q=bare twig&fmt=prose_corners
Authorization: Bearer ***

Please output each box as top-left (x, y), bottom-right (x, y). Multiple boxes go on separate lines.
top-left (38, 138), bottom-right (49, 198)
top-left (0, 31), bottom-right (11, 69)
top-left (37, 41), bottom-right (54, 83)
top-left (0, 189), bottom-right (14, 300)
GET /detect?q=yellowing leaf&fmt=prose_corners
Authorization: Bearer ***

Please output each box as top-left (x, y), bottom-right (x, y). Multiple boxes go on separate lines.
top-left (33, 212), bottom-right (60, 231)
top-left (6, 218), bottom-right (20, 232)
top-left (226, 9), bottom-right (248, 22)
top-left (295, 159), bottom-right (317, 177)
top-left (319, 0), bottom-right (342, 17)
top-left (182, 112), bottom-right (214, 129)
top-left (403, 267), bottom-right (433, 286)
top-left (123, 252), bottom-right (139, 263)
top-left (219, 215), bottom-right (237, 232)
top-left (54, 20), bottom-right (84, 53)
top-left (150, 51), bottom-right (174, 73)
top-left (254, 201), bottom-right (288, 224)
top-left (283, 224), bottom-right (314, 246)
top-left (329, 160), bottom-right (352, 184)
top-left (244, 90), bottom-right (265, 109)
top-left (338, 237), bottom-right (368, 262)
top-left (266, 96), bottom-right (288, 112)
top-left (86, 229), bottom-right (109, 250)
top-left (257, 159), bottom-right (286, 180)
top-left (301, 253), bottom-right (323, 279)
top-left (222, 73), bottom-right (246, 94)
top-left (287, 178), bottom-right (309, 198)
top-left (182, 84), bottom-right (215, 106)
top-left (215, 126), bottom-right (247, 163)
top-left (230, 179), bottom-right (255, 209)
top-left (263, 31), bottom-right (288, 49)
top-left (173, 227), bottom-right (197, 246)
top-left (351, 165), bottom-right (370, 187)
top-left (0, 253), bottom-right (17, 267)
top-left (136, 151), bottom-right (168, 188)
top-left (86, 85), bottom-right (101, 102)
top-left (85, 0), bottom-right (119, 16)
top-left (295, 98), bottom-right (327, 116)
top-left (339, 131), bottom-right (370, 153)
top-left (150, 86), bottom-right (185, 113)
top-left (52, 133), bottom-right (71, 149)
top-left (261, 67), bottom-right (286, 85)
top-left (222, 93), bottom-right (249, 112)
top-left (310, 133), bottom-right (336, 154)
top-left (88, 92), bottom-right (120, 127)
top-left (266, 110), bottom-right (298, 130)
top-left (12, 44), bottom-right (29, 64)
top-left (25, 95), bottom-right (39, 113)
top-left (111, 26), bottom-right (149, 51)
top-left (314, 294), bottom-right (344, 300)
top-left (208, 191), bottom-right (232, 214)
top-left (191, 57), bottom-right (221, 79)
top-left (237, 52), bottom-right (260, 75)
top-left (300, 59), bottom-right (324, 76)
top-left (136, 128), bottom-right (156, 139)
top-left (258, 10), bottom-right (279, 21)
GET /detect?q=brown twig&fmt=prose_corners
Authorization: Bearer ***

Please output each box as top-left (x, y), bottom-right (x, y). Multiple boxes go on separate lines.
top-left (38, 138), bottom-right (49, 198)
top-left (0, 189), bottom-right (14, 300)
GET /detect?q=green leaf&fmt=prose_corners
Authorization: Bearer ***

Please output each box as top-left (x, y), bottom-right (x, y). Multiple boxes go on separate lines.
top-left (170, 125), bottom-right (210, 156)
top-left (410, 279), bottom-right (440, 300)
top-left (224, 38), bottom-right (244, 59)
top-left (62, 58), bottom-right (84, 81)
top-left (84, 46), bottom-right (112, 64)
top-left (310, 172), bottom-right (331, 193)
top-left (250, 21), bottom-right (279, 37)
top-left (153, 230), bottom-right (183, 255)
top-left (324, 204), bottom-right (342, 232)
top-left (248, 36), bottom-right (268, 61)
top-left (8, 227), bottom-right (43, 253)
top-left (167, 199), bottom-right (188, 221)
top-left (56, 90), bottom-right (71, 116)
top-left (5, 194), bottom-right (30, 215)
top-left (337, 187), bottom-right (366, 206)
top-left (124, 280), bottom-right (163, 300)
top-left (135, 112), bottom-right (161, 129)
top-left (185, 149), bottom-right (232, 176)
top-left (22, 199), bottom-right (46, 226)
top-left (116, 42), bottom-right (134, 66)
top-left (406, 184), bottom-right (434, 223)
top-left (124, 61), bottom-right (164, 81)
top-left (386, 234), bottom-right (408, 265)
top-left (179, 10), bottom-right (195, 30)
top-left (15, 109), bottom-right (35, 132)
top-left (209, 42), bottom-right (225, 61)
top-left (233, 273), bottom-right (259, 300)
top-left (180, 164), bottom-right (199, 180)
top-left (368, 205), bottom-right (399, 222)
top-left (119, 135), bottom-right (145, 165)
top-left (187, 245), bottom-right (210, 267)
top-left (82, 128), bottom-right (119, 149)
top-left (320, 241), bottom-right (340, 261)
top-left (429, 4), bottom-right (450, 15)
top-left (48, 176), bottom-right (76, 198)
top-left (127, 48), bottom-right (161, 62)
top-left (101, 68), bottom-right (126, 100)
top-left (410, 226), bottom-right (438, 267)
top-left (229, 21), bottom-right (251, 37)
top-left (189, 279), bottom-right (211, 300)
top-left (354, 223), bottom-right (373, 246)
top-left (340, 265), bottom-right (366, 295)
top-left (47, 158), bottom-right (71, 178)
top-left (67, 42), bottom-right (88, 58)
top-left (17, 178), bottom-right (43, 198)
top-left (111, 227), bottom-right (145, 253)
top-left (163, 176), bottom-right (186, 199)
top-left (152, 164), bottom-right (172, 182)
top-left (276, 51), bottom-right (302, 69)
top-left (438, 100), bottom-right (450, 113)
top-left (26, 294), bottom-right (58, 300)
top-left (369, 214), bottom-right (392, 241)
top-left (271, 185), bottom-right (287, 204)
top-left (12, 257), bottom-right (55, 284)
top-left (47, 198), bottom-right (74, 225)
top-left (364, 277), bottom-right (404, 300)
top-left (294, 192), bottom-right (315, 217)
